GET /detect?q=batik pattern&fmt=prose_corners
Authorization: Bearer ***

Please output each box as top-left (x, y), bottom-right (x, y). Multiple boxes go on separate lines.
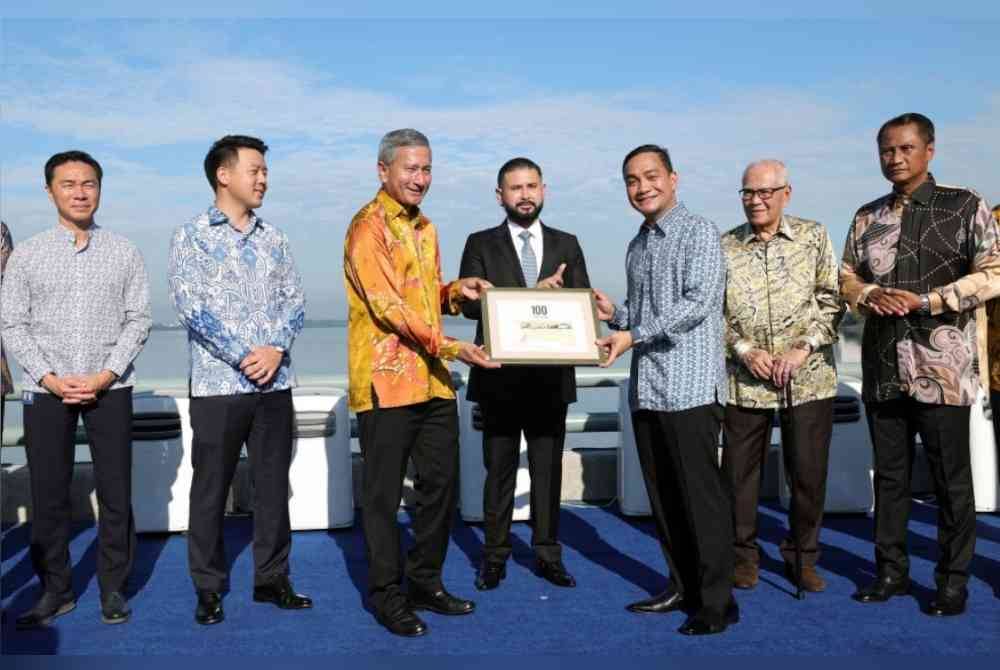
top-left (168, 207), bottom-right (305, 397)
top-left (721, 215), bottom-right (843, 408)
top-left (344, 190), bottom-right (464, 413)
top-left (609, 202), bottom-right (728, 412)
top-left (841, 176), bottom-right (1000, 406)
top-left (983, 207), bottom-right (1000, 392)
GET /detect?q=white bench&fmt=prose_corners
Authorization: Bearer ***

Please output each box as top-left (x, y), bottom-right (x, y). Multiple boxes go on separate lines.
top-left (131, 393), bottom-right (193, 532)
top-left (287, 389), bottom-right (353, 529)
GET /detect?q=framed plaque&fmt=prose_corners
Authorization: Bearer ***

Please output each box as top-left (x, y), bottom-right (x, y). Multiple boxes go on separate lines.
top-left (480, 288), bottom-right (605, 365)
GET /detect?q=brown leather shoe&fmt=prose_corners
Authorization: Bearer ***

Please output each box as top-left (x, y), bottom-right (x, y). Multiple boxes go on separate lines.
top-left (733, 563), bottom-right (758, 590)
top-left (786, 564), bottom-right (826, 592)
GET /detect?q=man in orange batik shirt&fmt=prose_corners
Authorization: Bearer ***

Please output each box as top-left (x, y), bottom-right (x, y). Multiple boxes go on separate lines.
top-left (344, 128), bottom-right (498, 638)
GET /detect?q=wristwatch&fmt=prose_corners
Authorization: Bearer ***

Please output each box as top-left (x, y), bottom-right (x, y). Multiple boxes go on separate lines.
top-left (918, 293), bottom-right (931, 315)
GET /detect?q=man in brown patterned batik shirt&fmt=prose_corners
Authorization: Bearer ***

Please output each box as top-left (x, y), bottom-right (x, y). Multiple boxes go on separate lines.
top-left (841, 113), bottom-right (1000, 617)
top-left (721, 160), bottom-right (843, 594)
top-left (987, 205), bottom-right (1000, 484)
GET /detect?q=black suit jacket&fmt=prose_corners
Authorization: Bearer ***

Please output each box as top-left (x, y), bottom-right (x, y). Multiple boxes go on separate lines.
top-left (459, 221), bottom-right (591, 405)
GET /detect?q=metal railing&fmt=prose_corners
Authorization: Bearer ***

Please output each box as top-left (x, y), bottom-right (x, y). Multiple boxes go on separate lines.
top-left (2, 367), bottom-right (861, 447)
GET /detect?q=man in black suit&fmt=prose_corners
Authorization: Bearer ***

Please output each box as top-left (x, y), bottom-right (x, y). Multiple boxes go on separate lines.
top-left (459, 157), bottom-right (591, 591)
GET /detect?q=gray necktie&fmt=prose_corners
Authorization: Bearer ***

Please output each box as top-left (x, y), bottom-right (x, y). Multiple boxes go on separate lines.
top-left (519, 230), bottom-right (538, 287)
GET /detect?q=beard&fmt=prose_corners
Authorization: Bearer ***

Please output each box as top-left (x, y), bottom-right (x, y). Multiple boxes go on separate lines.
top-left (504, 200), bottom-right (544, 226)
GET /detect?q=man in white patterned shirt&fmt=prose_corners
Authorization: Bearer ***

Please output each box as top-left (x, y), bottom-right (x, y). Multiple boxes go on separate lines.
top-left (1, 221), bottom-right (13, 398)
top-left (1, 151), bottom-right (151, 629)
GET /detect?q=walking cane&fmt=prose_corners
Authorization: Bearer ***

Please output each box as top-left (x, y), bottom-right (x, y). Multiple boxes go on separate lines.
top-left (784, 380), bottom-right (805, 600)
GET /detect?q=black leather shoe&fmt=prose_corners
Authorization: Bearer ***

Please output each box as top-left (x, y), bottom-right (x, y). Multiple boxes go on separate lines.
top-left (253, 576), bottom-right (313, 610)
top-left (195, 590), bottom-right (224, 625)
top-left (100, 591), bottom-right (131, 625)
top-left (852, 575), bottom-right (910, 603)
top-left (626, 588), bottom-right (685, 614)
top-left (375, 606), bottom-right (427, 637)
top-left (15, 591), bottom-right (76, 629)
top-left (926, 586), bottom-right (967, 617)
top-left (536, 560), bottom-right (576, 588)
top-left (678, 599), bottom-right (740, 636)
top-left (475, 562), bottom-right (506, 591)
top-left (408, 586), bottom-right (475, 616)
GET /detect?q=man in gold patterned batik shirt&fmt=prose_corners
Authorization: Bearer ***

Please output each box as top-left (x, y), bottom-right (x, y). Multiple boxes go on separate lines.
top-left (343, 128), bottom-right (498, 638)
top-left (721, 160), bottom-right (843, 594)
top-left (841, 113), bottom-right (1000, 617)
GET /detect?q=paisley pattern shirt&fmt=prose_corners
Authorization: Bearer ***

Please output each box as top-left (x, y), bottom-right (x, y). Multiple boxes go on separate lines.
top-left (1, 221), bottom-right (14, 395)
top-left (721, 215), bottom-right (843, 408)
top-left (841, 175), bottom-right (1000, 406)
top-left (1, 224), bottom-right (151, 393)
top-left (344, 189), bottom-right (464, 413)
top-left (985, 207), bottom-right (1000, 392)
top-left (169, 207), bottom-right (305, 397)
top-left (609, 202), bottom-right (728, 413)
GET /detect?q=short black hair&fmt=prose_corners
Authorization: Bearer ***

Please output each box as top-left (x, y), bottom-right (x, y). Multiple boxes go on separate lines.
top-left (204, 135), bottom-right (269, 191)
top-left (497, 157), bottom-right (543, 187)
top-left (44, 150), bottom-right (103, 187)
top-left (877, 113), bottom-right (935, 146)
top-left (622, 144), bottom-right (673, 178)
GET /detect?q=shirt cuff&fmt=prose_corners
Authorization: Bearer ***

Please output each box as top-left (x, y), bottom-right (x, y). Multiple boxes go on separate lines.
top-left (927, 290), bottom-right (945, 316)
top-left (440, 336), bottom-right (461, 361)
top-left (444, 281), bottom-right (464, 315)
top-left (103, 358), bottom-right (129, 379)
top-left (858, 284), bottom-right (879, 307)
top-left (609, 305), bottom-right (628, 331)
top-left (732, 339), bottom-right (755, 358)
top-left (795, 336), bottom-right (819, 353)
top-left (268, 331), bottom-right (293, 351)
top-left (24, 359), bottom-right (54, 389)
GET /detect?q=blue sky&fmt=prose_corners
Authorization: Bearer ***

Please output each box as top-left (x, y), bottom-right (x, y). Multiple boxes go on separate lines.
top-left (2, 12), bottom-right (999, 321)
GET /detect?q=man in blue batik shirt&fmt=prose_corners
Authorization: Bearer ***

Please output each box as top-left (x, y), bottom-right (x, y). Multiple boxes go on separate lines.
top-left (595, 145), bottom-right (736, 636)
top-left (168, 135), bottom-right (310, 626)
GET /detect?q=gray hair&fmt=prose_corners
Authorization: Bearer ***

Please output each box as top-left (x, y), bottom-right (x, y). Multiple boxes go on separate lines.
top-left (742, 159), bottom-right (789, 186)
top-left (378, 128), bottom-right (430, 165)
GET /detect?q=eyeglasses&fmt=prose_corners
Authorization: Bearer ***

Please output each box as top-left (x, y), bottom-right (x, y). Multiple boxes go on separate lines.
top-left (739, 185), bottom-right (788, 201)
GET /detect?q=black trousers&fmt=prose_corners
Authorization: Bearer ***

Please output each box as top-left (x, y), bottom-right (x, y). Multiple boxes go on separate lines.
top-left (722, 397), bottom-right (834, 567)
top-left (865, 397), bottom-right (975, 589)
top-left (187, 389), bottom-right (294, 592)
top-left (23, 387), bottom-right (135, 597)
top-left (356, 397), bottom-right (460, 615)
top-left (632, 403), bottom-right (734, 619)
top-left (479, 399), bottom-right (567, 565)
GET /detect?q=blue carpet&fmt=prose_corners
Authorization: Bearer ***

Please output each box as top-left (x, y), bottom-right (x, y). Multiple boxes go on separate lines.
top-left (3, 501), bottom-right (999, 655)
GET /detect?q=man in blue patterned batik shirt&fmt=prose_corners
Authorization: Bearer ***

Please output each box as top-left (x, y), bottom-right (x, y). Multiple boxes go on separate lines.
top-left (169, 135), bottom-right (310, 626)
top-left (594, 145), bottom-right (736, 636)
